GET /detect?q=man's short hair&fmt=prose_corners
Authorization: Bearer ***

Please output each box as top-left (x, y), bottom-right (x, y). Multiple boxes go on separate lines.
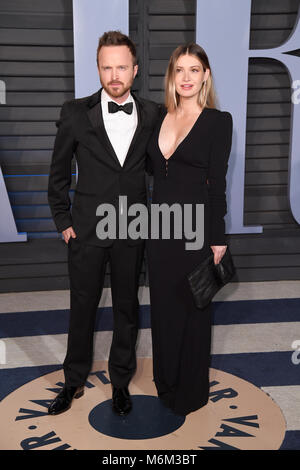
top-left (97, 30), bottom-right (137, 66)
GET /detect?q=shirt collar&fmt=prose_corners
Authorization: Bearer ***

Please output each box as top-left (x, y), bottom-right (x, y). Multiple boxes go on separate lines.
top-left (101, 88), bottom-right (134, 106)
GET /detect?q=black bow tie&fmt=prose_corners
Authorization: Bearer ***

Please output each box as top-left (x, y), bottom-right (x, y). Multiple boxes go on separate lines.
top-left (108, 101), bottom-right (133, 115)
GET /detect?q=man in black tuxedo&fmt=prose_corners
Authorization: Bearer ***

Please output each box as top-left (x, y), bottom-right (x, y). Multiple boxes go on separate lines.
top-left (47, 31), bottom-right (159, 415)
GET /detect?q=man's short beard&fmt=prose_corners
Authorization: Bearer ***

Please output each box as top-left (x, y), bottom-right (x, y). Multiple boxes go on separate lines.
top-left (103, 82), bottom-right (132, 99)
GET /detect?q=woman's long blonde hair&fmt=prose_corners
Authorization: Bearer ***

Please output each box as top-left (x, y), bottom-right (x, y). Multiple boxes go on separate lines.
top-left (164, 43), bottom-right (217, 112)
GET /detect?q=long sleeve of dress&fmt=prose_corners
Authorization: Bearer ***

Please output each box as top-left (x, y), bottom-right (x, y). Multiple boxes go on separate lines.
top-left (207, 111), bottom-right (233, 246)
top-left (48, 101), bottom-right (76, 233)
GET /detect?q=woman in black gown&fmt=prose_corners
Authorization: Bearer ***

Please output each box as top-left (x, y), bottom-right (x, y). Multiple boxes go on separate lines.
top-left (146, 43), bottom-right (233, 416)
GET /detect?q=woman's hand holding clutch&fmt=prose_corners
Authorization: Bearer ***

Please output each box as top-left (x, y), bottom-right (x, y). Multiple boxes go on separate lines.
top-left (210, 245), bottom-right (227, 265)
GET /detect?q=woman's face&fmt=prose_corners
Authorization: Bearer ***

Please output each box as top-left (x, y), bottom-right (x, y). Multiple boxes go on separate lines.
top-left (174, 53), bottom-right (209, 101)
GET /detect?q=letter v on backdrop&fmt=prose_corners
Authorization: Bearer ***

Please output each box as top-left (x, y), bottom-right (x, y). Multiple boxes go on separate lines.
top-left (196, 0), bottom-right (300, 231)
top-left (0, 80), bottom-right (27, 242)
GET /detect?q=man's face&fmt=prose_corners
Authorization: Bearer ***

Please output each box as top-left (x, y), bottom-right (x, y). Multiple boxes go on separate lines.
top-left (97, 45), bottom-right (138, 101)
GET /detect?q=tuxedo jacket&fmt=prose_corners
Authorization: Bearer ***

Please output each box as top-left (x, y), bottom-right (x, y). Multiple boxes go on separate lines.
top-left (48, 88), bottom-right (160, 246)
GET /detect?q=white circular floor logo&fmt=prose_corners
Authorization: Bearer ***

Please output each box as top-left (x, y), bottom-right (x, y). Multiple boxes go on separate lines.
top-left (0, 358), bottom-right (286, 450)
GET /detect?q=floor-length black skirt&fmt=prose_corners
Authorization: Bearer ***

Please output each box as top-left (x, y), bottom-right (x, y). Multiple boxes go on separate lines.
top-left (146, 235), bottom-right (212, 416)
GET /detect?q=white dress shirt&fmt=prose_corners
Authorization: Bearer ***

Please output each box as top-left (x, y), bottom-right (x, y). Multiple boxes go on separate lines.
top-left (101, 88), bottom-right (138, 167)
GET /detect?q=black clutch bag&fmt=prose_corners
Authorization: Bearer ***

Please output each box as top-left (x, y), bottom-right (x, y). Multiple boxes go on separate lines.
top-left (187, 248), bottom-right (236, 309)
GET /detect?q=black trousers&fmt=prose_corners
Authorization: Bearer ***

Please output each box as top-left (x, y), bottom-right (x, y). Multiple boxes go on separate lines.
top-left (63, 237), bottom-right (144, 388)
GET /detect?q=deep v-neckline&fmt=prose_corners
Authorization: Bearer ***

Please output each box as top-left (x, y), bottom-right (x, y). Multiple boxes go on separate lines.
top-left (157, 108), bottom-right (207, 161)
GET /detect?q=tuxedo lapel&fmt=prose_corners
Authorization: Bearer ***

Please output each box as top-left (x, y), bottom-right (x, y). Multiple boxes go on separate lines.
top-left (85, 88), bottom-right (146, 169)
top-left (122, 92), bottom-right (145, 167)
top-left (86, 89), bottom-right (121, 167)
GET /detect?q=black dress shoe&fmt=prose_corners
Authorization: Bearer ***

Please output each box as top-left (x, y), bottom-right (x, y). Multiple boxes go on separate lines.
top-left (48, 385), bottom-right (84, 415)
top-left (112, 386), bottom-right (132, 415)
